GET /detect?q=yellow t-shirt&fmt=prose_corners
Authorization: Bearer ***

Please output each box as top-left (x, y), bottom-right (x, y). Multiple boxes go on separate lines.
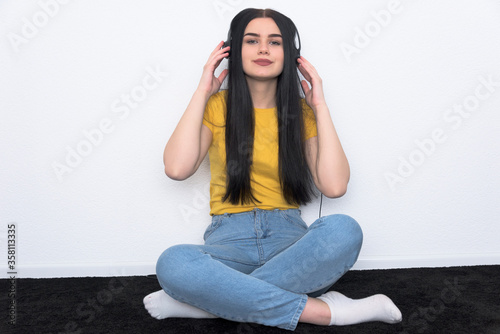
top-left (202, 90), bottom-right (317, 216)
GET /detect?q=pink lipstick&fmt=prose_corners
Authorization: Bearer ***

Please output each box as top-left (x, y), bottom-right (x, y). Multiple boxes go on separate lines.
top-left (254, 59), bottom-right (273, 66)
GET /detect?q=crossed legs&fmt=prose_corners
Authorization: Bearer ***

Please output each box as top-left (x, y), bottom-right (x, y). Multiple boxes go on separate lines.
top-left (144, 213), bottom-right (401, 330)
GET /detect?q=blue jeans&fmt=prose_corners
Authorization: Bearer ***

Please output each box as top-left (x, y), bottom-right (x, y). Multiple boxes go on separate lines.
top-left (156, 208), bottom-right (363, 330)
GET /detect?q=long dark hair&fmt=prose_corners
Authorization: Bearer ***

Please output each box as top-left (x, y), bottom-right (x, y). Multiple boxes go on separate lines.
top-left (222, 8), bottom-right (315, 206)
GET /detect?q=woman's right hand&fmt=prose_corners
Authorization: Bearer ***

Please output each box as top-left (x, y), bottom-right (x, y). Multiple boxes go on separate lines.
top-left (197, 41), bottom-right (230, 97)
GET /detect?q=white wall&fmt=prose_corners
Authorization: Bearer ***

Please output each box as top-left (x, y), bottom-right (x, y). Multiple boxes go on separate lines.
top-left (1, 0), bottom-right (499, 278)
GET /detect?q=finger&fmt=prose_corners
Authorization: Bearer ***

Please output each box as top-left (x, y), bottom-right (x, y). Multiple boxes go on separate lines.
top-left (301, 80), bottom-right (310, 95)
top-left (221, 45), bottom-right (230, 57)
top-left (210, 46), bottom-right (230, 64)
top-left (298, 63), bottom-right (312, 83)
top-left (207, 42), bottom-right (223, 62)
top-left (299, 57), bottom-right (320, 78)
top-left (208, 47), bottom-right (230, 71)
top-left (217, 69), bottom-right (229, 84)
top-left (298, 56), bottom-right (314, 70)
top-left (213, 41), bottom-right (225, 53)
top-left (208, 42), bottom-right (229, 62)
top-left (299, 56), bottom-right (320, 74)
top-left (215, 50), bottom-right (230, 66)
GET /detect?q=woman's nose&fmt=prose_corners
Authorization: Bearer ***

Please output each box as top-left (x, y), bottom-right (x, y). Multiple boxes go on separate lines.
top-left (258, 44), bottom-right (269, 55)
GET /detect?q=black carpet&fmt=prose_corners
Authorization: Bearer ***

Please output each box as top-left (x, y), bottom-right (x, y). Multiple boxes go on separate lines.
top-left (1, 265), bottom-right (499, 334)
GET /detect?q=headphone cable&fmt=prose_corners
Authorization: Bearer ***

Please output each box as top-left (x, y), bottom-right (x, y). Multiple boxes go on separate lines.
top-left (318, 193), bottom-right (323, 218)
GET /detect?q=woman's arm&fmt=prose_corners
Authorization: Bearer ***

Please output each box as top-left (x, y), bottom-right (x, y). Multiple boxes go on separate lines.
top-left (298, 56), bottom-right (350, 198)
top-left (164, 41), bottom-right (230, 180)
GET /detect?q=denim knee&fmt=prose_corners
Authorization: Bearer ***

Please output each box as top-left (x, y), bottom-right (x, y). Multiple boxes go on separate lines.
top-left (319, 214), bottom-right (363, 253)
top-left (156, 244), bottom-right (199, 294)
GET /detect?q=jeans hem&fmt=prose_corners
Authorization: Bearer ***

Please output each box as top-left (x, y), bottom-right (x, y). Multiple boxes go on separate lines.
top-left (286, 294), bottom-right (308, 331)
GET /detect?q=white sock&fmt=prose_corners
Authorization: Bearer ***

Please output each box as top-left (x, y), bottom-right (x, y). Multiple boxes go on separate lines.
top-left (317, 291), bottom-right (402, 326)
top-left (143, 290), bottom-right (218, 320)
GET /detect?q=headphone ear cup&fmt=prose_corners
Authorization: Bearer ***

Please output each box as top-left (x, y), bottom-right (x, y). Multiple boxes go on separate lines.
top-left (294, 30), bottom-right (301, 63)
top-left (294, 47), bottom-right (300, 64)
top-left (223, 40), bottom-right (231, 58)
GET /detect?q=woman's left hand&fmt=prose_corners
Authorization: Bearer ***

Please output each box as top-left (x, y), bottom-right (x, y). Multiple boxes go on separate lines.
top-left (297, 56), bottom-right (327, 110)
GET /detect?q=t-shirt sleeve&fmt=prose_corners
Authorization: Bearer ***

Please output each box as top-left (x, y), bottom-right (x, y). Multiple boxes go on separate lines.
top-left (203, 91), bottom-right (226, 133)
top-left (202, 97), bottom-right (215, 133)
top-left (302, 100), bottom-right (317, 140)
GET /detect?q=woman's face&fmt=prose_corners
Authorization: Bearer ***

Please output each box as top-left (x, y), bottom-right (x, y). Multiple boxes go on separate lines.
top-left (241, 18), bottom-right (285, 81)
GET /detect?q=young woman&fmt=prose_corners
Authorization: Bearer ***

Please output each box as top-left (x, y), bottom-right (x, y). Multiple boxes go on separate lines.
top-left (144, 8), bottom-right (402, 331)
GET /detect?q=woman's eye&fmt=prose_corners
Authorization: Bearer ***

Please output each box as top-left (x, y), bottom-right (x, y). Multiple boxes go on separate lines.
top-left (244, 39), bottom-right (281, 46)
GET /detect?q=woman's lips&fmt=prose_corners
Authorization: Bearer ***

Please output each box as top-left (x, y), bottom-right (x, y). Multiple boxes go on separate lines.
top-left (253, 59), bottom-right (273, 66)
